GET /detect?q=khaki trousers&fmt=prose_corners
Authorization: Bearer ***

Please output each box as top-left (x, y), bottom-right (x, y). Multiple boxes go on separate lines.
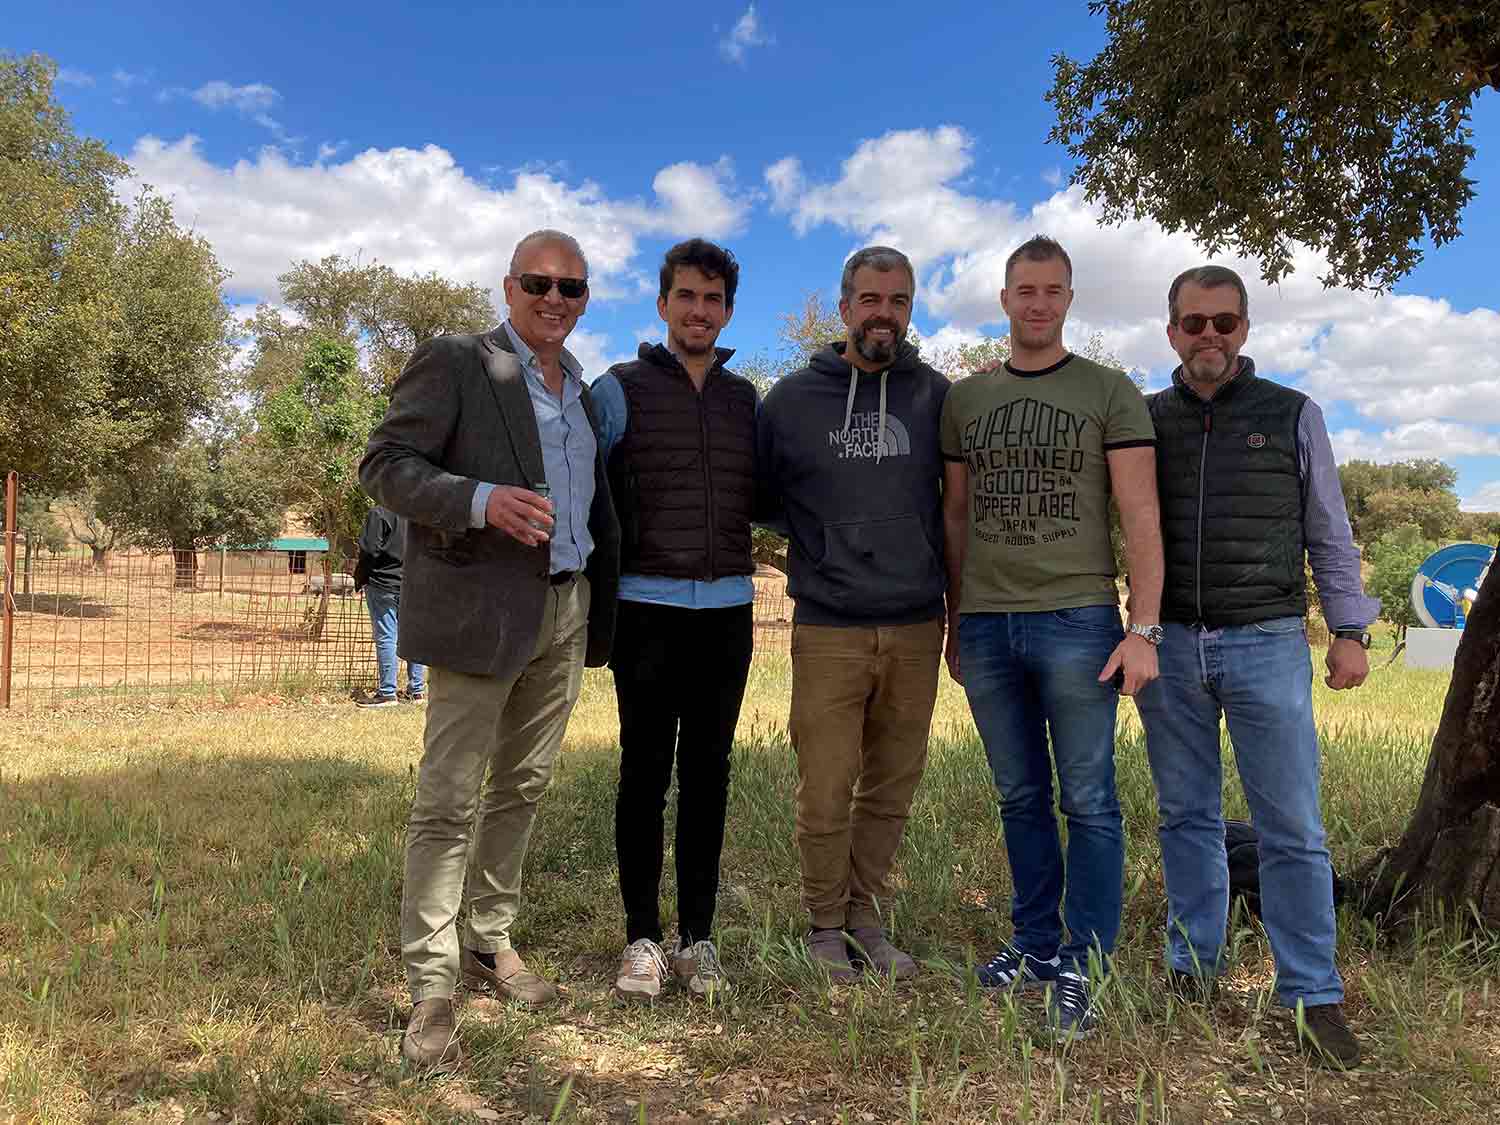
top-left (789, 617), bottom-right (944, 930)
top-left (401, 575), bottom-right (590, 1001)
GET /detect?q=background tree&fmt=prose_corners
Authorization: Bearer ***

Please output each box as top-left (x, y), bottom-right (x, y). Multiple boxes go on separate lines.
top-left (58, 495), bottom-right (126, 571)
top-left (1, 55), bottom-right (231, 495)
top-left (96, 415), bottom-right (282, 588)
top-left (1360, 486), bottom-right (1461, 545)
top-left (241, 255), bottom-right (493, 397)
top-left (255, 337), bottom-right (385, 637)
top-left (1340, 459), bottom-right (1460, 544)
top-left (1455, 510), bottom-right (1500, 543)
top-left (1049, 2), bottom-right (1497, 290)
top-left (1366, 524), bottom-right (1440, 652)
top-left (1052, 4), bottom-right (1500, 925)
top-left (14, 493), bottom-right (69, 598)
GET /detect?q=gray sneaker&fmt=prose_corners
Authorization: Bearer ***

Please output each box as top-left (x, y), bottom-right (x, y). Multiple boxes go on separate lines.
top-left (806, 928), bottom-right (857, 983)
top-left (671, 938), bottom-right (729, 998)
top-left (846, 925), bottom-right (917, 980)
top-left (614, 938), bottom-right (669, 1001)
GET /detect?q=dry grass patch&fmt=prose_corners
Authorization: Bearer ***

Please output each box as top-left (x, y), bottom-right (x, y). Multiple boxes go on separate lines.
top-left (2, 655), bottom-right (1497, 1123)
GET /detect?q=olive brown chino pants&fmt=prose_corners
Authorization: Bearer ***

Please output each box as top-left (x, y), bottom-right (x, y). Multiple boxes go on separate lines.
top-left (789, 616), bottom-right (945, 930)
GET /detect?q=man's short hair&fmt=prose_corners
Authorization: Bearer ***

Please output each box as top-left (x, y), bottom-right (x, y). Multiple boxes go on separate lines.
top-left (1168, 265), bottom-right (1249, 324)
top-left (510, 229), bottom-right (589, 277)
top-left (659, 238), bottom-right (740, 310)
top-left (1004, 235), bottom-right (1072, 286)
top-left (840, 246), bottom-right (916, 302)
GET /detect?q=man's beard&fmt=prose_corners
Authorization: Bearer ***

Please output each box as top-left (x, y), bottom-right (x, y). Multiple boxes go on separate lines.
top-left (1186, 347), bottom-right (1237, 385)
top-left (852, 318), bottom-right (900, 364)
top-left (1014, 320), bottom-right (1062, 352)
top-left (671, 329), bottom-right (714, 357)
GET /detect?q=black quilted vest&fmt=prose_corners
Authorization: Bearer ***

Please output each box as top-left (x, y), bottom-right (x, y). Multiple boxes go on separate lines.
top-left (607, 344), bottom-right (757, 581)
top-left (1148, 362), bottom-right (1308, 627)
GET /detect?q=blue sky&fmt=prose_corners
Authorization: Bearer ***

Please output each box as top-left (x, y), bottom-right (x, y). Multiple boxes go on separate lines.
top-left (12, 1), bottom-right (1500, 509)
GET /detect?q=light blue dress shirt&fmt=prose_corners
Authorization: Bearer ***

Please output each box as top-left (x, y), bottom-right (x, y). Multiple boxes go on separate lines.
top-left (591, 368), bottom-right (755, 608)
top-left (468, 322), bottom-right (596, 575)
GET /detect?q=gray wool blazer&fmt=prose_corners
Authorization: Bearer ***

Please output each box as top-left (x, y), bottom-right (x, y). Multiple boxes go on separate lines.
top-left (359, 326), bottom-right (620, 680)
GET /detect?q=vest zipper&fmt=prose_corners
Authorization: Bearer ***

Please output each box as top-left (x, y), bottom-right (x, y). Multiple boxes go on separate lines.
top-left (700, 389), bottom-right (716, 581)
top-left (1195, 401), bottom-right (1212, 623)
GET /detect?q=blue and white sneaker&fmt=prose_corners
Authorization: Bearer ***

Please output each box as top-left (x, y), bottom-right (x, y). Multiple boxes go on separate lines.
top-left (974, 944), bottom-right (1061, 991)
top-left (1045, 970), bottom-right (1097, 1038)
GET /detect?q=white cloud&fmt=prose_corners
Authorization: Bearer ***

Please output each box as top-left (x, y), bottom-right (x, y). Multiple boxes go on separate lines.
top-left (766, 125), bottom-right (1500, 453)
top-left (569, 328), bottom-right (636, 380)
top-left (720, 4), bottom-right (772, 64)
top-left (189, 80), bottom-right (279, 113)
top-left (1461, 481), bottom-right (1500, 513)
top-left (1042, 166), bottom-right (1064, 188)
top-left (124, 136), bottom-right (751, 306)
top-left (112, 68), bottom-right (145, 87)
top-left (1329, 421), bottom-right (1500, 464)
top-left (57, 67), bottom-right (94, 87)
top-left (316, 141), bottom-right (346, 162)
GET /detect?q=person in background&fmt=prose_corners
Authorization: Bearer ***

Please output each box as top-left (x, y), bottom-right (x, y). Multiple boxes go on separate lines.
top-left (354, 503), bottom-right (426, 707)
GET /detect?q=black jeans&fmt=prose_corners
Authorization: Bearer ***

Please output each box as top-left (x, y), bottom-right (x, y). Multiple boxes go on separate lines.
top-left (612, 599), bottom-right (754, 945)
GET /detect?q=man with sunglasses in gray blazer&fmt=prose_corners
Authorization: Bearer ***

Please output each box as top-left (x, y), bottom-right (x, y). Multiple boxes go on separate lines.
top-left (361, 229), bottom-right (620, 1071)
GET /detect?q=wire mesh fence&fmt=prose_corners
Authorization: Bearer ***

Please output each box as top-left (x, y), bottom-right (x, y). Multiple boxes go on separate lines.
top-left (0, 542), bottom-right (796, 710)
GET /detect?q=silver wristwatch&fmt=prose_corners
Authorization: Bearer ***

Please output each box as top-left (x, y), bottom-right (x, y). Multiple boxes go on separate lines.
top-left (1128, 623), bottom-right (1164, 646)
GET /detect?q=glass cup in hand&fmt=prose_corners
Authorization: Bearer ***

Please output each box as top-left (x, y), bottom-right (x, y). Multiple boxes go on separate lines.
top-left (529, 483), bottom-right (552, 532)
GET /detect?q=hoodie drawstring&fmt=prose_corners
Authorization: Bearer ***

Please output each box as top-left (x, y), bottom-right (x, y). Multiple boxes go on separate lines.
top-left (844, 363), bottom-right (891, 463)
top-left (843, 365), bottom-right (859, 435)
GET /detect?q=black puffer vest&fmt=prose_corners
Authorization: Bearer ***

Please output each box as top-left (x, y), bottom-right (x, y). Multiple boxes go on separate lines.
top-left (607, 343), bottom-right (757, 581)
top-left (1148, 360), bottom-right (1308, 627)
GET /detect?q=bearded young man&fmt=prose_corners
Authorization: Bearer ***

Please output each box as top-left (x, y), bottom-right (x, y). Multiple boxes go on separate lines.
top-left (757, 246), bottom-right (951, 982)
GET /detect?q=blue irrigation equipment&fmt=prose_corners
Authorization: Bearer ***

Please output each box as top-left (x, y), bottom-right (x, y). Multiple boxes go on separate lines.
top-left (1411, 542), bottom-right (1495, 629)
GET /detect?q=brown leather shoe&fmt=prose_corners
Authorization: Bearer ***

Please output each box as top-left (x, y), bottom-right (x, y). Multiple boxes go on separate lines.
top-left (461, 947), bottom-right (559, 1006)
top-left (806, 928), bottom-right (858, 983)
top-left (402, 998), bottom-right (462, 1070)
top-left (1299, 1002), bottom-right (1362, 1069)
top-left (846, 925), bottom-right (918, 980)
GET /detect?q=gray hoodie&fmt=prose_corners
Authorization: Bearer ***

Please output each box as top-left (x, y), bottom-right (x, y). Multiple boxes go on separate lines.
top-left (757, 341), bottom-right (950, 626)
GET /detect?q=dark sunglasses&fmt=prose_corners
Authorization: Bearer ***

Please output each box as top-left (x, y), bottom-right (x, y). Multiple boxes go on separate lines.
top-left (1177, 312), bottom-right (1242, 335)
top-left (513, 273), bottom-right (588, 299)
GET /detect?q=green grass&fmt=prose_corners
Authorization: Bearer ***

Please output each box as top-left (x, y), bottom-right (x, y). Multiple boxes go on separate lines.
top-left (1, 650), bottom-right (1496, 1123)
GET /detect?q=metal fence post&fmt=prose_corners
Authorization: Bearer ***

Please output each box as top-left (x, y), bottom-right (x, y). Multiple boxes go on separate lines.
top-left (2, 471), bottom-right (17, 709)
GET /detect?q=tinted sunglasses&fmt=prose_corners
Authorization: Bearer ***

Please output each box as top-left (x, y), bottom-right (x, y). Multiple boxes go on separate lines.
top-left (1177, 312), bottom-right (1242, 335)
top-left (513, 273), bottom-right (588, 299)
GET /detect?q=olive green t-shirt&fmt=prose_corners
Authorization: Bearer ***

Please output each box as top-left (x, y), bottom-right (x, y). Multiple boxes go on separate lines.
top-left (940, 353), bottom-right (1155, 613)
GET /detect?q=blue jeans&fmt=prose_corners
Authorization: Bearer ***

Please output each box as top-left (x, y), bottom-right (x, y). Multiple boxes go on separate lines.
top-left (1134, 618), bottom-right (1342, 1007)
top-left (959, 606), bottom-right (1126, 972)
top-left (366, 583), bottom-right (426, 698)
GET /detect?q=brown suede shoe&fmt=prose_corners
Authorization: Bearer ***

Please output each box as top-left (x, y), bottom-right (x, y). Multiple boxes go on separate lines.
top-left (1299, 1002), bottom-right (1362, 1069)
top-left (461, 947), bottom-right (559, 1006)
top-left (402, 998), bottom-right (462, 1070)
top-left (806, 928), bottom-right (858, 983)
top-left (846, 925), bottom-right (918, 980)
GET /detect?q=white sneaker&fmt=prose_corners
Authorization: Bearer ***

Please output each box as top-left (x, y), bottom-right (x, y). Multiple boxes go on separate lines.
top-left (671, 938), bottom-right (729, 998)
top-left (614, 938), bottom-right (668, 1001)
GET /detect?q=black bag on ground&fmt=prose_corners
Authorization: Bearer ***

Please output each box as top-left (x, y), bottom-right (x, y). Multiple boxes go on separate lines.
top-left (1225, 819), bottom-right (1349, 920)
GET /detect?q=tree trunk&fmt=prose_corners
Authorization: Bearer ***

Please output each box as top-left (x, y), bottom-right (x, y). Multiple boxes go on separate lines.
top-left (172, 548), bottom-right (198, 590)
top-left (1360, 544), bottom-right (1500, 925)
top-left (308, 553), bottom-right (331, 642)
top-left (22, 535), bottom-right (35, 600)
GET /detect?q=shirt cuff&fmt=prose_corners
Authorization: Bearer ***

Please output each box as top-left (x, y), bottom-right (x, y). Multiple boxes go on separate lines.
top-left (470, 482), bottom-right (495, 529)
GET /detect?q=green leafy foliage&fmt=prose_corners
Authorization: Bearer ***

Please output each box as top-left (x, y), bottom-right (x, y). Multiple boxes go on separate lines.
top-left (0, 54), bottom-right (230, 495)
top-left (1366, 523), bottom-right (1440, 641)
top-left (1049, 2), bottom-right (1498, 290)
top-left (95, 412), bottom-right (282, 561)
top-left (1338, 459), bottom-right (1462, 546)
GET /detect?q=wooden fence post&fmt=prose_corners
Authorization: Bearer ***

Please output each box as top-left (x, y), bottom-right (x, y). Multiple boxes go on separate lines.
top-left (2, 471), bottom-right (17, 709)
